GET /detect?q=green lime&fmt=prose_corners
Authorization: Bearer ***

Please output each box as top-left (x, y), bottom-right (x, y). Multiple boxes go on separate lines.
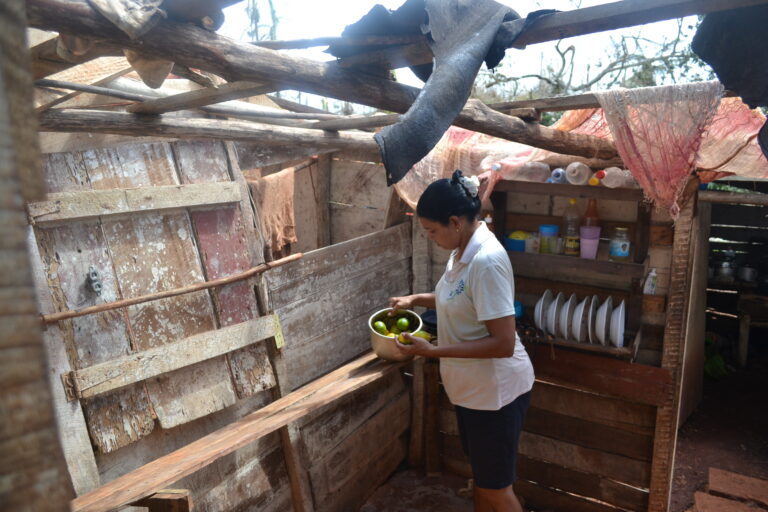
top-left (390, 325), bottom-right (401, 335)
top-left (373, 321), bottom-right (388, 335)
top-left (396, 317), bottom-right (410, 331)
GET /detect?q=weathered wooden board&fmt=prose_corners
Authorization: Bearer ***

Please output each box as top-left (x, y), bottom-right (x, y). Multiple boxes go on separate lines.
top-left (173, 140), bottom-right (274, 398)
top-left (525, 343), bottom-right (673, 407)
top-left (711, 203), bottom-right (768, 228)
top-left (515, 480), bottom-right (621, 512)
top-left (330, 159), bottom-right (388, 244)
top-left (300, 371), bottom-right (406, 461)
top-left (509, 251), bottom-right (644, 290)
top-left (708, 468), bottom-right (768, 507)
top-left (27, 182), bottom-right (240, 224)
top-left (69, 316), bottom-right (279, 399)
top-left (309, 392), bottom-right (410, 511)
top-left (34, 222), bottom-right (155, 453)
top-left (265, 223), bottom-right (410, 306)
top-left (695, 492), bottom-right (756, 512)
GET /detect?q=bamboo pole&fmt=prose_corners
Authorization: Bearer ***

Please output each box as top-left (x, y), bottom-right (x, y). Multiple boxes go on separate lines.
top-left (42, 252), bottom-right (302, 324)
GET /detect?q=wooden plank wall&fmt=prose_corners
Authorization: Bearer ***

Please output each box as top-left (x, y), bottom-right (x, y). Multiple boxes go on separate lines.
top-left (329, 158), bottom-right (389, 244)
top-left (32, 137), bottom-right (414, 511)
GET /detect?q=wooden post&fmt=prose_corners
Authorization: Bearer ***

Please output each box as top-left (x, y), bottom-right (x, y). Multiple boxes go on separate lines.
top-left (407, 357), bottom-right (426, 467)
top-left (0, 1), bottom-right (76, 507)
top-left (424, 359), bottom-right (441, 476)
top-left (634, 201), bottom-right (652, 264)
top-left (490, 190), bottom-right (508, 240)
top-left (314, 154), bottom-right (332, 248)
top-left (383, 187), bottom-right (410, 228)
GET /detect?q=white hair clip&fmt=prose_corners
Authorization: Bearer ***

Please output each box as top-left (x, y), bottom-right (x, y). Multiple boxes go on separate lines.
top-left (459, 175), bottom-right (480, 197)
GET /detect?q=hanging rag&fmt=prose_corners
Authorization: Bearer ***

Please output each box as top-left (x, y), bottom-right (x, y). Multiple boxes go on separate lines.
top-left (595, 82), bottom-right (723, 219)
top-left (692, 5), bottom-right (768, 160)
top-left (249, 168), bottom-right (298, 261)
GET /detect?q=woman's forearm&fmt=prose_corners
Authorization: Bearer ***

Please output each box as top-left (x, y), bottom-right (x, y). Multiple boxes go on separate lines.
top-left (411, 293), bottom-right (436, 309)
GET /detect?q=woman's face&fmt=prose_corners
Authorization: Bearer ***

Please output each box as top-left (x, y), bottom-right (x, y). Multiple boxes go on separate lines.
top-left (419, 216), bottom-right (462, 250)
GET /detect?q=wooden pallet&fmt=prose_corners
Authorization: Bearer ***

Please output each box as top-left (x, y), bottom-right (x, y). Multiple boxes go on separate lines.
top-left (693, 468), bottom-right (768, 511)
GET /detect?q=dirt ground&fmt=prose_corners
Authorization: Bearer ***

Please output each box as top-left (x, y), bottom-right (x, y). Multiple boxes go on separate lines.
top-left (362, 332), bottom-right (768, 512)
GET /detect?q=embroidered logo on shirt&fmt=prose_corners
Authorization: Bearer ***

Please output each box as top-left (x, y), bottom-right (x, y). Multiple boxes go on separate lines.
top-left (448, 279), bottom-right (465, 299)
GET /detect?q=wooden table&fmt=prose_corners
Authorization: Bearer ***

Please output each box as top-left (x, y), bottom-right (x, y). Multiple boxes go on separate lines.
top-left (737, 294), bottom-right (768, 366)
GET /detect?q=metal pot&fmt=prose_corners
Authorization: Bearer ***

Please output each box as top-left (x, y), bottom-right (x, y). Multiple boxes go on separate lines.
top-left (738, 265), bottom-right (758, 282)
top-left (717, 261), bottom-right (734, 278)
top-left (369, 308), bottom-right (423, 362)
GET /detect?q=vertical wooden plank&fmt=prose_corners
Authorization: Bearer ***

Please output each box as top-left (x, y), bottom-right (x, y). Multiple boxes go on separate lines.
top-left (0, 3), bottom-right (74, 507)
top-left (424, 360), bottom-right (441, 476)
top-left (315, 154), bottom-right (332, 248)
top-left (412, 215), bottom-right (432, 296)
top-left (383, 187), bottom-right (410, 228)
top-left (490, 190), bottom-right (507, 240)
top-left (648, 183), bottom-right (698, 512)
top-left (635, 202), bottom-right (652, 263)
top-left (82, 142), bottom-right (237, 431)
top-left (34, 222), bottom-right (156, 453)
top-left (408, 357), bottom-right (426, 467)
top-left (173, 141), bottom-right (275, 399)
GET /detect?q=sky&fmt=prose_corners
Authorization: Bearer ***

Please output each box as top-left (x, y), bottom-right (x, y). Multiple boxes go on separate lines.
top-left (217, 0), bottom-right (699, 111)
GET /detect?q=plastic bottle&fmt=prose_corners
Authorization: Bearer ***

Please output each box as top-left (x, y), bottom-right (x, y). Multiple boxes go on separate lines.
top-left (565, 162), bottom-right (591, 185)
top-left (583, 198), bottom-right (600, 226)
top-left (609, 227), bottom-right (632, 262)
top-left (563, 199), bottom-right (581, 256)
top-left (643, 268), bottom-right (658, 295)
top-left (602, 167), bottom-right (638, 188)
top-left (547, 168), bottom-right (568, 184)
top-left (538, 224), bottom-right (560, 254)
top-left (486, 161), bottom-right (550, 183)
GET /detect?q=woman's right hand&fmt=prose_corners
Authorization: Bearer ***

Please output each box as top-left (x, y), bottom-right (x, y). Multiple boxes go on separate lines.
top-left (388, 295), bottom-right (414, 313)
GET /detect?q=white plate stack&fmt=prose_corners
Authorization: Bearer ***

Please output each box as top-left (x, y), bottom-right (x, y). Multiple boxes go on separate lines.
top-left (534, 289), bottom-right (626, 347)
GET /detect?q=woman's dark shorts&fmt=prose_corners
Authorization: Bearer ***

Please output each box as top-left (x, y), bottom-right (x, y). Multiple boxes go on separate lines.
top-left (454, 390), bottom-right (531, 490)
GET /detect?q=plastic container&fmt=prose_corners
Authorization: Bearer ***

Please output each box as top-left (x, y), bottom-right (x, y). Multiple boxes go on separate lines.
top-left (602, 167), bottom-right (638, 188)
top-left (486, 161), bottom-right (550, 183)
top-left (524, 233), bottom-right (540, 253)
top-left (539, 224), bottom-right (560, 254)
top-left (369, 308), bottom-right (423, 362)
top-left (583, 198), bottom-right (600, 226)
top-left (547, 168), bottom-right (568, 184)
top-left (504, 231), bottom-right (528, 252)
top-left (565, 162), bottom-right (591, 185)
top-left (579, 225), bottom-right (601, 259)
top-left (643, 268), bottom-right (658, 295)
top-left (563, 199), bottom-right (581, 256)
top-left (609, 227), bottom-right (632, 262)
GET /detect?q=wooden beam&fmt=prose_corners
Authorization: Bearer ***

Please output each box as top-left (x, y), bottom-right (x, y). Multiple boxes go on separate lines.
top-left (699, 190), bottom-right (768, 206)
top-left (38, 109), bottom-right (381, 153)
top-left (310, 113), bottom-right (401, 131)
top-left (337, 40), bottom-right (433, 70)
top-left (28, 182), bottom-right (240, 224)
top-left (69, 352), bottom-right (409, 512)
top-left (252, 35), bottom-right (424, 50)
top-left (131, 489), bottom-right (192, 512)
top-left (64, 315), bottom-right (280, 400)
top-left (42, 253), bottom-right (302, 324)
top-left (127, 80), bottom-right (275, 114)
top-left (495, 179), bottom-right (644, 201)
top-left (25, 0), bottom-right (618, 160)
top-left (507, 0), bottom-right (768, 48)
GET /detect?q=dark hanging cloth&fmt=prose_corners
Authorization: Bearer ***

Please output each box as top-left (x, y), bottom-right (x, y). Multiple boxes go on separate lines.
top-left (376, 0), bottom-right (519, 185)
top-left (692, 5), bottom-right (768, 159)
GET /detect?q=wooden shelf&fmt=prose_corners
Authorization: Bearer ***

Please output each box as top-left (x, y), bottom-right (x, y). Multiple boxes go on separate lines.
top-left (495, 180), bottom-right (644, 201)
top-left (520, 327), bottom-right (642, 362)
top-left (507, 250), bottom-right (645, 291)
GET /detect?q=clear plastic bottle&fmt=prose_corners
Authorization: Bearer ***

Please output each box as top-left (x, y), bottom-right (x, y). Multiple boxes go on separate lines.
top-left (563, 199), bottom-right (581, 256)
top-left (565, 162), bottom-right (591, 185)
top-left (602, 167), bottom-right (638, 188)
top-left (547, 168), bottom-right (568, 184)
top-left (609, 227), bottom-right (632, 262)
top-left (643, 268), bottom-right (658, 295)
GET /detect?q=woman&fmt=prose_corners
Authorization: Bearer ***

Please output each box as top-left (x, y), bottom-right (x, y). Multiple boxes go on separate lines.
top-left (391, 170), bottom-right (534, 512)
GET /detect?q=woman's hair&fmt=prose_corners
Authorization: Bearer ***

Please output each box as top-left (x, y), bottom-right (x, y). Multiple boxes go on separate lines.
top-left (416, 170), bottom-right (481, 225)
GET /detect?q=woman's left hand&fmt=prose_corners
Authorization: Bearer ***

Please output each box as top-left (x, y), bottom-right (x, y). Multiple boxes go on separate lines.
top-left (394, 332), bottom-right (435, 357)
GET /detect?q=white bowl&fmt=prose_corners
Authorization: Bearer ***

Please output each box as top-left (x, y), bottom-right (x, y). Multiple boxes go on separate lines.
top-left (587, 295), bottom-right (599, 344)
top-left (610, 300), bottom-right (626, 348)
top-left (595, 296), bottom-right (613, 346)
top-left (535, 289), bottom-right (553, 330)
top-left (572, 297), bottom-right (589, 343)
top-left (547, 292), bottom-right (565, 336)
top-left (559, 293), bottom-right (577, 339)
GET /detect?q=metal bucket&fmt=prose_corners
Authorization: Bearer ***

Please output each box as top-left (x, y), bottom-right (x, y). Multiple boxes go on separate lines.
top-left (369, 308), bottom-right (423, 362)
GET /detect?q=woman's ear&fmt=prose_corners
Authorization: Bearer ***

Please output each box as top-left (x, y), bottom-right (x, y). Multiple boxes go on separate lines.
top-left (448, 215), bottom-right (462, 231)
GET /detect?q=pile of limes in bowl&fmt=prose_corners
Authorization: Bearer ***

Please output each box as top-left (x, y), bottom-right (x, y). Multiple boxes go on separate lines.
top-left (370, 311), bottom-right (432, 345)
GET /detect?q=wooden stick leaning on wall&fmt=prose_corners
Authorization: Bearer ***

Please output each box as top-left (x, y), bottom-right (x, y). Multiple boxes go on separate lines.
top-left (42, 252), bottom-right (302, 324)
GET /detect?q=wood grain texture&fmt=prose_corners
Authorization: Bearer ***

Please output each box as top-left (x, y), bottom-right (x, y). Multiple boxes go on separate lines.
top-left (708, 468), bottom-right (768, 507)
top-left (71, 353), bottom-right (407, 512)
top-left (330, 160), bottom-right (388, 244)
top-left (694, 492), bottom-right (756, 512)
top-left (27, 182), bottom-right (240, 224)
top-left (69, 316), bottom-right (279, 399)
top-left (0, 3), bottom-right (74, 507)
